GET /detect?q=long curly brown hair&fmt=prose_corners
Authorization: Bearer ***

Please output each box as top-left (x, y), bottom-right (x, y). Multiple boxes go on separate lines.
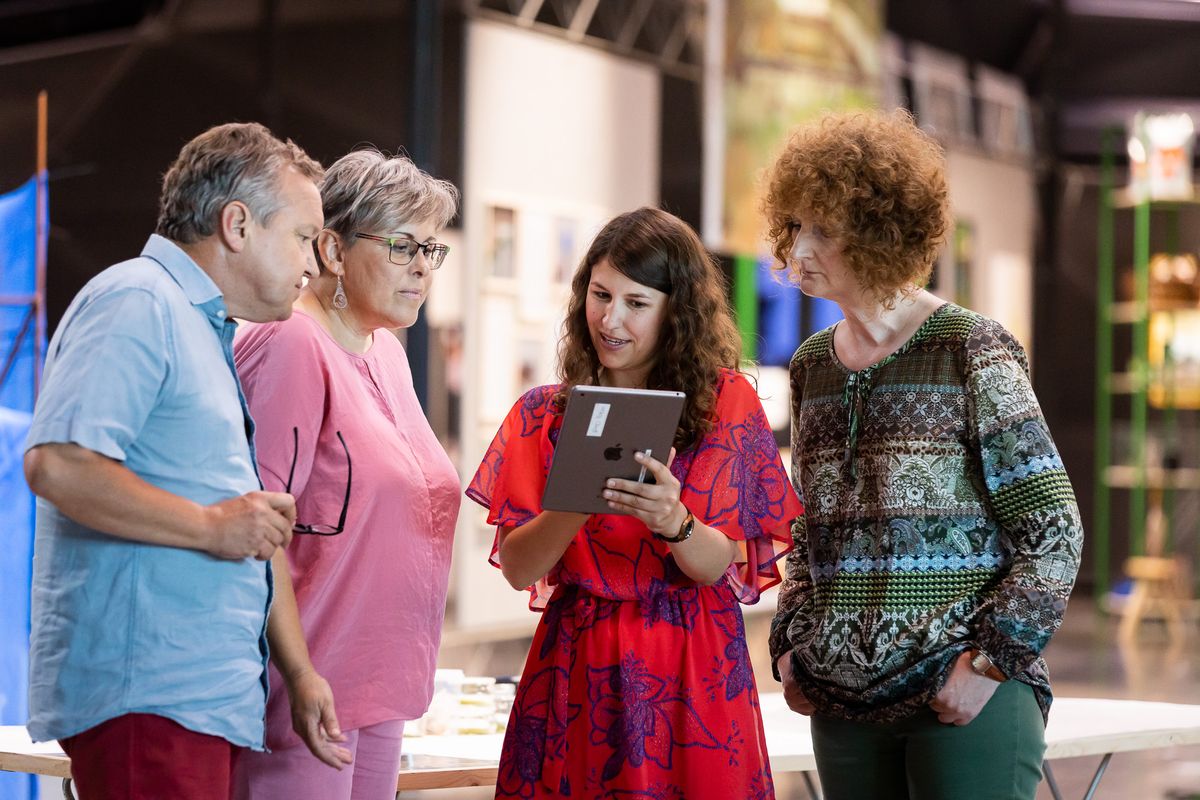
top-left (761, 109), bottom-right (950, 307)
top-left (556, 207), bottom-right (743, 453)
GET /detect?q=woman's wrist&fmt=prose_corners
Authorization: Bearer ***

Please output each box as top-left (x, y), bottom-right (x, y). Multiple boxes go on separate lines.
top-left (280, 661), bottom-right (318, 687)
top-left (653, 503), bottom-right (694, 542)
top-left (668, 502), bottom-right (689, 535)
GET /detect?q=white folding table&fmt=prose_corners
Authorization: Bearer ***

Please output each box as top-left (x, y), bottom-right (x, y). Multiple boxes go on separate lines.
top-left (4, 695), bottom-right (1200, 798)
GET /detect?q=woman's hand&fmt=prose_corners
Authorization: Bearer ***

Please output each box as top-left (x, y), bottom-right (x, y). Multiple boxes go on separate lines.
top-left (602, 449), bottom-right (686, 535)
top-left (287, 668), bottom-right (354, 769)
top-left (603, 448), bottom-right (736, 584)
top-left (929, 651), bottom-right (1002, 726)
top-left (777, 652), bottom-right (816, 715)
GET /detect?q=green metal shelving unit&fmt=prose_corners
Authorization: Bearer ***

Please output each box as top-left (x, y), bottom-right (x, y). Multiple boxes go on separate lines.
top-left (1094, 132), bottom-right (1115, 595)
top-left (1094, 130), bottom-right (1200, 595)
top-left (733, 253), bottom-right (759, 362)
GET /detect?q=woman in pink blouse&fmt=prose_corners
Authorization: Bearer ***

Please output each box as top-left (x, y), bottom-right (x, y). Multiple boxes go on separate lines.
top-left (231, 149), bottom-right (460, 800)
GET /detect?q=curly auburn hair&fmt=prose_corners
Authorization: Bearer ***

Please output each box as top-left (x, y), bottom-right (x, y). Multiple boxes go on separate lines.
top-left (557, 207), bottom-right (743, 453)
top-left (762, 109), bottom-right (950, 306)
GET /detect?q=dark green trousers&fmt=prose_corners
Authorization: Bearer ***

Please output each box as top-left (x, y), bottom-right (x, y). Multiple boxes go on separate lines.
top-left (810, 679), bottom-right (1046, 800)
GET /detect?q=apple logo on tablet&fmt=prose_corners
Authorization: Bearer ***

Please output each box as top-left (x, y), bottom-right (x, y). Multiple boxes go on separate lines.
top-left (603, 443), bottom-right (623, 461)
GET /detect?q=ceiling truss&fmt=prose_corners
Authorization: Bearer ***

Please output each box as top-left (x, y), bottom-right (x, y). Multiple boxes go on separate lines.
top-left (465, 0), bottom-right (705, 81)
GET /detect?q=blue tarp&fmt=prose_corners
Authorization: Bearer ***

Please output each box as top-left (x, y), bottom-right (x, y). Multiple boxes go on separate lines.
top-left (757, 256), bottom-right (801, 367)
top-left (807, 295), bottom-right (844, 336)
top-left (755, 255), bottom-right (844, 366)
top-left (0, 173), bottom-right (46, 800)
top-left (0, 175), bottom-right (44, 414)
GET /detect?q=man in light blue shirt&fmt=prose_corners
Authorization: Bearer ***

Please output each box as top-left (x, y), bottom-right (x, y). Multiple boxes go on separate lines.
top-left (24, 122), bottom-right (329, 799)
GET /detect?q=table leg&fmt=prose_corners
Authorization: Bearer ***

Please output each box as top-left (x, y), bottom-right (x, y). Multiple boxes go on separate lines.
top-left (62, 777), bottom-right (75, 800)
top-left (1042, 753), bottom-right (1114, 800)
top-left (1081, 753), bottom-right (1112, 800)
top-left (1042, 761), bottom-right (1064, 800)
top-left (802, 770), bottom-right (822, 800)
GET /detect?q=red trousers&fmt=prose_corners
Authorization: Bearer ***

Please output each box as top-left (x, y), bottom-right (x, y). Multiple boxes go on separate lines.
top-left (59, 713), bottom-right (240, 800)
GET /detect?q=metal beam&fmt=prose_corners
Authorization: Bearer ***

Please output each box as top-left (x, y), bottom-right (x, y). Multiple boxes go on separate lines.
top-left (52, 0), bottom-right (186, 151)
top-left (1068, 0), bottom-right (1200, 22)
top-left (1062, 98), bottom-right (1200, 130)
top-left (467, 0), bottom-right (704, 81)
top-left (407, 0), bottom-right (442, 411)
top-left (258, 0), bottom-right (281, 129)
top-left (701, 0), bottom-right (725, 249)
top-left (517, 0), bottom-right (545, 24)
top-left (567, 0), bottom-right (600, 41)
top-left (1011, 13), bottom-right (1055, 85)
top-left (616, 0), bottom-right (653, 50)
top-left (660, 5), bottom-right (696, 65)
top-left (0, 27), bottom-right (138, 66)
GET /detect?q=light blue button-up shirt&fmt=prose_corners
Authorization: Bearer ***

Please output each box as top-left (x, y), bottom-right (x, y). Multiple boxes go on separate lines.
top-left (26, 235), bottom-right (272, 748)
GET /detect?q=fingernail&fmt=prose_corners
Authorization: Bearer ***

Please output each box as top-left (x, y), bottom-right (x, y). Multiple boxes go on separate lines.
top-left (606, 480), bottom-right (615, 488)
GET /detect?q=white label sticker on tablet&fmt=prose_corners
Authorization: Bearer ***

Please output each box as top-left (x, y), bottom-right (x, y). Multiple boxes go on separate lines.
top-left (586, 403), bottom-right (611, 437)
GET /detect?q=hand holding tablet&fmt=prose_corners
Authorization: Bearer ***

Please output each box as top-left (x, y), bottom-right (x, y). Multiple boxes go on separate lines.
top-left (541, 385), bottom-right (685, 515)
top-left (602, 449), bottom-right (691, 538)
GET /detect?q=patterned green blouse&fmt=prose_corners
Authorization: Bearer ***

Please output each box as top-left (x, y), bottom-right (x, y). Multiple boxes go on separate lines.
top-left (768, 303), bottom-right (1082, 723)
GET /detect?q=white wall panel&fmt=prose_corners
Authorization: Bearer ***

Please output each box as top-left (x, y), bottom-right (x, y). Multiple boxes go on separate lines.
top-left (453, 20), bottom-right (660, 630)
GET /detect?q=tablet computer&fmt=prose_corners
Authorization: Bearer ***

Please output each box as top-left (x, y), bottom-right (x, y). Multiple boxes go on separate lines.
top-left (541, 385), bottom-right (686, 515)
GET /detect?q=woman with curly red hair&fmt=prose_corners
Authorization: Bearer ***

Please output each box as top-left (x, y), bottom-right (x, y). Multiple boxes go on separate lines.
top-left (765, 109), bottom-right (1081, 799)
top-left (467, 207), bottom-right (802, 799)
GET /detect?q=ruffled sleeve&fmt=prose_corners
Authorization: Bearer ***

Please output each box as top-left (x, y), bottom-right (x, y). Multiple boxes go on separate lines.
top-left (678, 371), bottom-right (803, 604)
top-left (466, 385), bottom-right (563, 609)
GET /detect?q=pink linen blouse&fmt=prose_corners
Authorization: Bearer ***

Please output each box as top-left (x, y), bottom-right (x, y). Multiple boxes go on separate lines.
top-left (234, 309), bottom-right (460, 750)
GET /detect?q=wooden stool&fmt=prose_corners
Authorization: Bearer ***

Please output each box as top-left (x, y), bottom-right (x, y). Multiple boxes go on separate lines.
top-left (1117, 555), bottom-right (1190, 644)
top-left (1118, 502), bottom-right (1193, 645)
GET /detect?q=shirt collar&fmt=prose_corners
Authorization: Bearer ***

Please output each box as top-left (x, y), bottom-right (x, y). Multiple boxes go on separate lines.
top-left (140, 234), bottom-right (230, 321)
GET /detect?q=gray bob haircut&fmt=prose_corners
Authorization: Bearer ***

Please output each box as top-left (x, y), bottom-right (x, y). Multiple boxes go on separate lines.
top-left (156, 122), bottom-right (323, 244)
top-left (319, 148), bottom-right (459, 262)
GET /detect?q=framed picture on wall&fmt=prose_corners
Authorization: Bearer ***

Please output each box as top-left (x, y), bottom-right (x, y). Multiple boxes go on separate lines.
top-left (554, 216), bottom-right (579, 285)
top-left (517, 337), bottom-right (544, 394)
top-left (487, 205), bottom-right (517, 278)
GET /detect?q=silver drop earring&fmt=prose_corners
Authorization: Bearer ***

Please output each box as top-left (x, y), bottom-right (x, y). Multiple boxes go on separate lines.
top-left (333, 275), bottom-right (348, 310)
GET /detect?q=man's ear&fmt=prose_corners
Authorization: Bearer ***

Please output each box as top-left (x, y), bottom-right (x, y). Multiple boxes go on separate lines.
top-left (316, 229), bottom-right (344, 275)
top-left (218, 201), bottom-right (252, 252)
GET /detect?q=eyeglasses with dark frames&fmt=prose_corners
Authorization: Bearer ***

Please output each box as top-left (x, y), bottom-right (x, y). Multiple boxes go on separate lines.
top-left (354, 232), bottom-right (449, 270)
top-left (285, 427), bottom-right (352, 535)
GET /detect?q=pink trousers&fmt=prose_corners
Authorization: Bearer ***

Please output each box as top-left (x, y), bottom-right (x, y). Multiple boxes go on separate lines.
top-left (232, 719), bottom-right (404, 800)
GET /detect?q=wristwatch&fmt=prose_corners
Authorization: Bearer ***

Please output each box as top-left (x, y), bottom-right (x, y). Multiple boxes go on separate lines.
top-left (653, 508), bottom-right (695, 543)
top-left (969, 649), bottom-right (1007, 683)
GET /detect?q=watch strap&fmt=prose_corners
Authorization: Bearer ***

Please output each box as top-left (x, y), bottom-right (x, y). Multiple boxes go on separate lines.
top-left (969, 650), bottom-right (1007, 682)
top-left (653, 508), bottom-right (694, 543)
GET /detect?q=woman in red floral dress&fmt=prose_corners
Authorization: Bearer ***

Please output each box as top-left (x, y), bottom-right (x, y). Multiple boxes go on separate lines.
top-left (467, 207), bottom-right (803, 799)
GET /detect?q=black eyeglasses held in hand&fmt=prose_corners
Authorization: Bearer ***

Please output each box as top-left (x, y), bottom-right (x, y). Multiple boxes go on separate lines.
top-left (285, 427), bottom-right (352, 535)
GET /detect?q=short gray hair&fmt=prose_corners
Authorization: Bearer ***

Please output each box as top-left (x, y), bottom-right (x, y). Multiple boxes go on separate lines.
top-left (156, 122), bottom-right (323, 244)
top-left (319, 149), bottom-right (459, 265)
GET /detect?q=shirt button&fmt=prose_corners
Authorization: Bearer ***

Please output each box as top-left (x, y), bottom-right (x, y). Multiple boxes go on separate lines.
top-left (217, 310), bottom-right (226, 319)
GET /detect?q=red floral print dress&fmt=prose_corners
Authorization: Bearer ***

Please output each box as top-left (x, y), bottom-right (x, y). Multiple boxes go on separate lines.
top-left (467, 371), bottom-right (802, 800)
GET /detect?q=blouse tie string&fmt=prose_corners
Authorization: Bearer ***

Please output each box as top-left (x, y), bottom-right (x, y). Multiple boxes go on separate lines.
top-left (841, 367), bottom-right (877, 480)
